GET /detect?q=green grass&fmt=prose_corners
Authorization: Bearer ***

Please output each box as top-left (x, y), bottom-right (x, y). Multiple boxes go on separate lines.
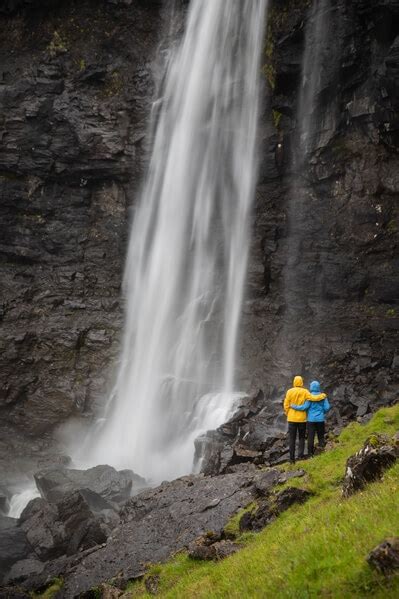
top-left (125, 404), bottom-right (399, 598)
top-left (31, 577), bottom-right (63, 598)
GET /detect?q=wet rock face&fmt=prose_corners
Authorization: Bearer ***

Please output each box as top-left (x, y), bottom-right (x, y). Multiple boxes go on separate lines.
top-left (241, 0), bottom-right (399, 425)
top-left (0, 516), bottom-right (32, 583)
top-left (18, 489), bottom-right (117, 562)
top-left (195, 392), bottom-right (290, 475)
top-left (0, 1), bottom-right (166, 457)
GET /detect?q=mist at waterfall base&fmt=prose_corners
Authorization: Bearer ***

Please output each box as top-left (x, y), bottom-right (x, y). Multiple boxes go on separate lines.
top-left (66, 0), bottom-right (268, 484)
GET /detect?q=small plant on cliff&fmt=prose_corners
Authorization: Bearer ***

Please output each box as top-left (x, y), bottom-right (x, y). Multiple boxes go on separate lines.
top-left (272, 109), bottom-right (282, 129)
top-left (101, 70), bottom-right (123, 98)
top-left (47, 30), bottom-right (68, 58)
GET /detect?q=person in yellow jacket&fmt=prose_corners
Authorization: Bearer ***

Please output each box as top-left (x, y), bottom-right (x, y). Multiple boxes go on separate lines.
top-left (283, 375), bottom-right (326, 463)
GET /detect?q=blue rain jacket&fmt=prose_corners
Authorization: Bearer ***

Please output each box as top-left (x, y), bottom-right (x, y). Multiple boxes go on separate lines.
top-left (291, 394), bottom-right (330, 422)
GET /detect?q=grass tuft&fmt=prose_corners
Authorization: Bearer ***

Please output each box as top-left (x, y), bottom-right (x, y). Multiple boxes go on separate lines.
top-left (31, 577), bottom-right (63, 598)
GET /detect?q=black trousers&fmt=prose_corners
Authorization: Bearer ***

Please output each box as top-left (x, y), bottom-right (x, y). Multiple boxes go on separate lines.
top-left (307, 422), bottom-right (326, 455)
top-left (288, 422), bottom-right (306, 463)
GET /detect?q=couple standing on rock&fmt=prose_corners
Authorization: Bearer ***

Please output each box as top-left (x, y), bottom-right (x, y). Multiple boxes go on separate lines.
top-left (284, 376), bottom-right (330, 463)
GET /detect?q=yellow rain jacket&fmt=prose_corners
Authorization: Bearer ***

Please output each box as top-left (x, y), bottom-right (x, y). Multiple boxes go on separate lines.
top-left (284, 376), bottom-right (326, 423)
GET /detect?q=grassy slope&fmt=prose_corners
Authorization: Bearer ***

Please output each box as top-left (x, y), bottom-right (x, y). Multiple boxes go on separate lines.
top-left (126, 405), bottom-right (399, 598)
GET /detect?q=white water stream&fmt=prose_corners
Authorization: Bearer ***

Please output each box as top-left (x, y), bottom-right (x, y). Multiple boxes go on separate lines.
top-left (81, 0), bottom-right (268, 482)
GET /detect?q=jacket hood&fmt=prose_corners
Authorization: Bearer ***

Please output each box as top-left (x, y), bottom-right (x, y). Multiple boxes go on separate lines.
top-left (310, 380), bottom-right (321, 393)
top-left (293, 376), bottom-right (304, 387)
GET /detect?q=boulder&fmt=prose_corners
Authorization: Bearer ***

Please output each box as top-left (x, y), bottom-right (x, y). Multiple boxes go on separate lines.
top-left (55, 490), bottom-right (111, 556)
top-left (19, 498), bottom-right (60, 561)
top-left (19, 489), bottom-right (118, 563)
top-left (34, 465), bottom-right (145, 505)
top-left (274, 487), bottom-right (311, 513)
top-left (367, 537), bottom-right (399, 574)
top-left (5, 558), bottom-right (44, 584)
top-left (239, 487), bottom-right (311, 532)
top-left (239, 502), bottom-right (274, 532)
top-left (0, 516), bottom-right (32, 583)
top-left (342, 434), bottom-right (398, 497)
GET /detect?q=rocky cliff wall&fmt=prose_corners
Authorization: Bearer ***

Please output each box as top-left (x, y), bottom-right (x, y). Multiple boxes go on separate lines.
top-left (241, 0), bottom-right (399, 430)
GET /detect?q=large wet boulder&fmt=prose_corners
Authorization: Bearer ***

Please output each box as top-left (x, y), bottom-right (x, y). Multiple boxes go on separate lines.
top-left (0, 517), bottom-right (32, 583)
top-left (342, 434), bottom-right (398, 497)
top-left (34, 465), bottom-right (145, 505)
top-left (19, 489), bottom-right (118, 563)
top-left (19, 498), bottom-right (60, 561)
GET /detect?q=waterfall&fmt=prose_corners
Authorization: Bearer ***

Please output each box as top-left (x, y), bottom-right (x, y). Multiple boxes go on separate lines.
top-left (85, 0), bottom-right (268, 482)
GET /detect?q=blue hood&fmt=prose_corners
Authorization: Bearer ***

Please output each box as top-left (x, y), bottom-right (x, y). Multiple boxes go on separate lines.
top-left (310, 380), bottom-right (321, 394)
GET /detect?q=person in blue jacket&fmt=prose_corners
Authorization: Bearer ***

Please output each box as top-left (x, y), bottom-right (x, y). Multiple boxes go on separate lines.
top-left (291, 380), bottom-right (330, 456)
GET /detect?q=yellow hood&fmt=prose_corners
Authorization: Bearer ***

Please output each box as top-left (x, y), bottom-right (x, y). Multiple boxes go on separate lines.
top-left (293, 376), bottom-right (304, 387)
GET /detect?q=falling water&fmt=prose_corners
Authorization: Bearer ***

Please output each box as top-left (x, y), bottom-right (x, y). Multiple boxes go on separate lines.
top-left (85, 0), bottom-right (268, 482)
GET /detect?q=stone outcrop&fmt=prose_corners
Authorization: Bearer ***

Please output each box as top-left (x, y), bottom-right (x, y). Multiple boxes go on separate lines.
top-left (19, 489), bottom-right (117, 560)
top-left (342, 433), bottom-right (398, 497)
top-left (239, 486), bottom-right (311, 532)
top-left (34, 464), bottom-right (145, 505)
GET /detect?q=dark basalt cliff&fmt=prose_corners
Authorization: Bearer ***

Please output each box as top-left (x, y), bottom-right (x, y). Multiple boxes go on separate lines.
top-left (241, 0), bottom-right (399, 428)
top-left (0, 0), bottom-right (398, 476)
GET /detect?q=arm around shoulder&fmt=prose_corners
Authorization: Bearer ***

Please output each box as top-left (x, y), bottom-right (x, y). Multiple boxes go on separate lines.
top-left (290, 400), bottom-right (311, 412)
